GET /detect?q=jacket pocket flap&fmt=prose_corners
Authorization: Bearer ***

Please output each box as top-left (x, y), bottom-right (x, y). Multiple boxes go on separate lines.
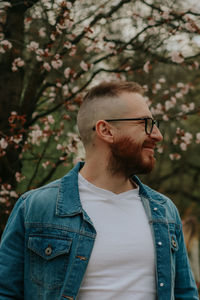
top-left (28, 236), bottom-right (72, 260)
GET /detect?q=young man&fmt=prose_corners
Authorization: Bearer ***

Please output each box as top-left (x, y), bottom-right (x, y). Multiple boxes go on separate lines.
top-left (0, 81), bottom-right (198, 299)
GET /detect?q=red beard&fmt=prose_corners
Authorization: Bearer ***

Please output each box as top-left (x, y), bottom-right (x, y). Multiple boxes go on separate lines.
top-left (107, 136), bottom-right (155, 178)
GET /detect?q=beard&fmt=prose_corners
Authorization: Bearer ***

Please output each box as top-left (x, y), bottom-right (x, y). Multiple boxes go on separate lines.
top-left (107, 136), bottom-right (155, 179)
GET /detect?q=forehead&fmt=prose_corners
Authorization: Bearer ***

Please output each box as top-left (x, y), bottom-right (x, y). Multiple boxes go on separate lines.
top-left (119, 92), bottom-right (152, 118)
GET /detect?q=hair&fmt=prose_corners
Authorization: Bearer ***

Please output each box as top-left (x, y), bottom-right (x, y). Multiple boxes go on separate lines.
top-left (77, 81), bottom-right (144, 147)
top-left (182, 216), bottom-right (199, 252)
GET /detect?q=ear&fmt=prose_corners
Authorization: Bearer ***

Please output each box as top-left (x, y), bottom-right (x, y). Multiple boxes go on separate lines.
top-left (95, 120), bottom-right (115, 143)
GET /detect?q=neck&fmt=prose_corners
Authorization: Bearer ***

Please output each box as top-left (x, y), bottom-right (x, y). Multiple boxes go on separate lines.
top-left (79, 159), bottom-right (137, 194)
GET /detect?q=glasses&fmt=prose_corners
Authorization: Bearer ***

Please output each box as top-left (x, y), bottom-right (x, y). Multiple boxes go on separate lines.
top-left (92, 117), bottom-right (160, 135)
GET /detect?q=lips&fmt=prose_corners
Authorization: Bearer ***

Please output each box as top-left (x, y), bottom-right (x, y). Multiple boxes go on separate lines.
top-left (142, 142), bottom-right (156, 155)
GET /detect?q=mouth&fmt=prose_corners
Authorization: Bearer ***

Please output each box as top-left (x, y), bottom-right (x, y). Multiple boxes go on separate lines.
top-left (142, 143), bottom-right (156, 155)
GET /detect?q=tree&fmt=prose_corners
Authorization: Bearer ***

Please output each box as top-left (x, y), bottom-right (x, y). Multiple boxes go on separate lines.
top-left (0, 0), bottom-right (200, 235)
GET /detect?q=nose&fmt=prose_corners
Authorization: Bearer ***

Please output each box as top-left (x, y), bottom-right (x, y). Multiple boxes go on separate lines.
top-left (150, 125), bottom-right (163, 142)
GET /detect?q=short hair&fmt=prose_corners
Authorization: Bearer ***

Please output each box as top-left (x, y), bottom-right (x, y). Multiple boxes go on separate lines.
top-left (77, 81), bottom-right (144, 147)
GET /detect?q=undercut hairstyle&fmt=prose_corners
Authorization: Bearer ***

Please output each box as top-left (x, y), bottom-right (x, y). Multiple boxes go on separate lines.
top-left (77, 81), bottom-right (144, 147)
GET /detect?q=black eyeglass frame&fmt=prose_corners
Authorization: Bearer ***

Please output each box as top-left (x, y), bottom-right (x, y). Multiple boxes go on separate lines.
top-left (92, 117), bottom-right (160, 135)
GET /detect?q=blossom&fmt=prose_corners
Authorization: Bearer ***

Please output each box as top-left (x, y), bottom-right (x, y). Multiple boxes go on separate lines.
top-left (0, 40), bottom-right (12, 53)
top-left (143, 61), bottom-right (150, 73)
top-left (12, 57), bottom-right (25, 72)
top-left (170, 51), bottom-right (184, 64)
top-left (15, 172), bottom-right (25, 183)
top-left (47, 115), bottom-right (55, 124)
top-left (51, 59), bottom-right (63, 69)
top-left (56, 144), bottom-right (63, 150)
top-left (39, 27), bottom-right (46, 37)
top-left (180, 142), bottom-right (187, 151)
top-left (62, 84), bottom-right (69, 96)
top-left (169, 153), bottom-right (181, 160)
top-left (43, 62), bottom-right (51, 71)
top-left (64, 67), bottom-right (71, 79)
top-left (0, 138), bottom-right (8, 149)
top-left (28, 127), bottom-right (43, 145)
top-left (80, 61), bottom-right (88, 72)
top-left (196, 133), bottom-right (200, 144)
top-left (27, 41), bottom-right (39, 52)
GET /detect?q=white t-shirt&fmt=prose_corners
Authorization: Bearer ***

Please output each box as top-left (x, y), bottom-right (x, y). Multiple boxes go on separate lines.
top-left (77, 173), bottom-right (156, 300)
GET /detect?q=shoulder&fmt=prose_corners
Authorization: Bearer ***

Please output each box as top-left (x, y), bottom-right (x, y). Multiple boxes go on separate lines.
top-left (139, 182), bottom-right (182, 224)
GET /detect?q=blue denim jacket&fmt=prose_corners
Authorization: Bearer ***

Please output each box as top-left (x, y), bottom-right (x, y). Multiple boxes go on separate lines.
top-left (0, 162), bottom-right (198, 300)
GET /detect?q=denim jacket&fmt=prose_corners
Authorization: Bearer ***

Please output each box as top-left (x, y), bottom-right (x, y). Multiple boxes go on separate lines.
top-left (0, 162), bottom-right (198, 300)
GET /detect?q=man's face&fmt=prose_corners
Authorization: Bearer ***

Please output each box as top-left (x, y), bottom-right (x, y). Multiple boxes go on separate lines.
top-left (107, 92), bottom-right (163, 178)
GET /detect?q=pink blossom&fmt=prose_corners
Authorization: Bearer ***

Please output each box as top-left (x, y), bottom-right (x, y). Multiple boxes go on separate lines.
top-left (171, 51), bottom-right (184, 64)
top-left (162, 11), bottom-right (169, 19)
top-left (15, 172), bottom-right (25, 183)
top-left (80, 61), bottom-right (88, 72)
top-left (69, 46), bottom-right (76, 56)
top-left (66, 1), bottom-right (72, 9)
top-left (64, 67), bottom-right (71, 79)
top-left (0, 138), bottom-right (8, 149)
top-left (39, 27), bottom-right (46, 37)
top-left (180, 142), bottom-right (187, 151)
top-left (47, 115), bottom-right (55, 124)
top-left (158, 77), bottom-right (166, 83)
top-left (12, 57), bottom-right (25, 72)
top-left (10, 191), bottom-right (18, 198)
top-left (169, 153), bottom-right (181, 160)
top-left (27, 41), bottom-right (39, 52)
top-left (177, 82), bottom-right (184, 88)
top-left (43, 62), bottom-right (51, 71)
top-left (51, 59), bottom-right (63, 69)
top-left (72, 86), bottom-right (79, 93)
top-left (143, 61), bottom-right (150, 73)
top-left (185, 22), bottom-right (195, 32)
top-left (62, 84), bottom-right (69, 96)
top-left (0, 40), bottom-right (12, 53)
top-left (194, 61), bottom-right (199, 70)
top-left (1, 2), bottom-right (11, 8)
top-left (64, 41), bottom-right (72, 49)
top-left (57, 144), bottom-right (63, 150)
top-left (196, 133), bottom-right (200, 144)
top-left (42, 161), bottom-right (50, 169)
top-left (148, 19), bottom-right (155, 26)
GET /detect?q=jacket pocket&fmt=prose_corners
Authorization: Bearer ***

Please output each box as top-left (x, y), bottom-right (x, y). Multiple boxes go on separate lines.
top-left (28, 235), bottom-right (72, 289)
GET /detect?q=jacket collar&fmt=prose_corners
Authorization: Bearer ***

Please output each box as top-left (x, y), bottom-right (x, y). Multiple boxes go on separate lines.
top-left (56, 162), bottom-right (166, 216)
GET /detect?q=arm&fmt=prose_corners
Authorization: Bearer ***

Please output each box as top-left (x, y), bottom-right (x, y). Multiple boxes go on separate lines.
top-left (174, 224), bottom-right (199, 299)
top-left (0, 197), bottom-right (25, 299)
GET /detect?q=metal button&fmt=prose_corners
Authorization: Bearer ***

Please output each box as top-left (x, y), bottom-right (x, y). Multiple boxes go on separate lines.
top-left (158, 241), bottom-right (162, 246)
top-left (160, 282), bottom-right (164, 287)
top-left (172, 237), bottom-right (177, 248)
top-left (45, 245), bottom-right (52, 256)
top-left (153, 207), bottom-right (158, 211)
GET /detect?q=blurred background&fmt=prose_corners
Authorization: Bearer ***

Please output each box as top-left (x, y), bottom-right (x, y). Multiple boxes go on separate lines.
top-left (0, 1), bottom-right (200, 279)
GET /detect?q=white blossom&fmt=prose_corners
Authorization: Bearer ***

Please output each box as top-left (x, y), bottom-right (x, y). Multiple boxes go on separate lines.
top-left (0, 138), bottom-right (8, 149)
top-left (27, 41), bottom-right (39, 52)
top-left (171, 51), bottom-right (184, 64)
top-left (12, 57), bottom-right (25, 72)
top-left (143, 61), bottom-right (150, 73)
top-left (51, 59), bottom-right (63, 69)
top-left (64, 67), bottom-right (71, 79)
top-left (80, 61), bottom-right (88, 72)
top-left (43, 62), bottom-right (51, 71)
top-left (0, 40), bottom-right (12, 53)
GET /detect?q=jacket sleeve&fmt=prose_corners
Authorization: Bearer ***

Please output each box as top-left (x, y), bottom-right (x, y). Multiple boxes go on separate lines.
top-left (174, 221), bottom-right (199, 299)
top-left (0, 196), bottom-right (25, 299)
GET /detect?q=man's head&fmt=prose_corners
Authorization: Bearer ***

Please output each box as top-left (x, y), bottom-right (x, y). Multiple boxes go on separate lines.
top-left (77, 81), bottom-right (163, 177)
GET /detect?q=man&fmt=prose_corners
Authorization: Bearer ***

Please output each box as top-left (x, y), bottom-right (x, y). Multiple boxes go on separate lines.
top-left (0, 81), bottom-right (198, 300)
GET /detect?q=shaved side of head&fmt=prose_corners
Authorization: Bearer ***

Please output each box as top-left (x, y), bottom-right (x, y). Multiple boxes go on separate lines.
top-left (77, 81), bottom-right (144, 148)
